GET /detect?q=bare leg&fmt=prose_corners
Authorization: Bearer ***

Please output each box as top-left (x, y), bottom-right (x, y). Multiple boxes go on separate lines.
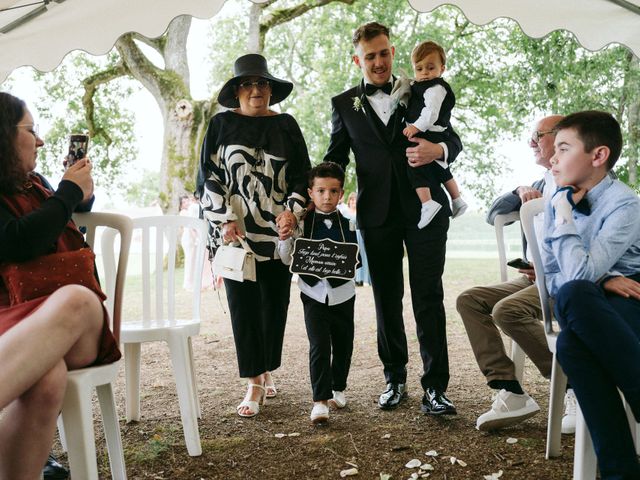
top-left (416, 187), bottom-right (432, 203)
top-left (0, 284), bottom-right (104, 408)
top-left (444, 178), bottom-right (461, 200)
top-left (0, 360), bottom-right (67, 480)
top-left (237, 373), bottom-right (265, 416)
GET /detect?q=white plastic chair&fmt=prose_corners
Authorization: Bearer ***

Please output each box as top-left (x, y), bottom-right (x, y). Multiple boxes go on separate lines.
top-left (120, 215), bottom-right (208, 457)
top-left (520, 198), bottom-right (597, 477)
top-left (493, 211), bottom-right (526, 382)
top-left (59, 212), bottom-right (133, 480)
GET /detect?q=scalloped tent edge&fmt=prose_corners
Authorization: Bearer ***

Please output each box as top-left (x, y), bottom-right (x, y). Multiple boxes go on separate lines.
top-left (0, 0), bottom-right (638, 85)
top-left (409, 0), bottom-right (640, 56)
top-left (0, 0), bottom-right (226, 84)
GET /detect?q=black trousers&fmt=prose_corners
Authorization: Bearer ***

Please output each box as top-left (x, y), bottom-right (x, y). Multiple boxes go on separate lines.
top-left (406, 161), bottom-right (454, 190)
top-left (362, 216), bottom-right (450, 392)
top-left (301, 293), bottom-right (355, 401)
top-left (224, 259), bottom-right (291, 378)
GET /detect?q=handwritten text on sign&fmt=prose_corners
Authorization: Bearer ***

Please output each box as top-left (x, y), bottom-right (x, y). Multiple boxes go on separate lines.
top-left (289, 238), bottom-right (360, 280)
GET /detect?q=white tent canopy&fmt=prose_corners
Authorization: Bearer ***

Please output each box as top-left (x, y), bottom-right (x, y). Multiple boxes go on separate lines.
top-left (0, 0), bottom-right (638, 84)
top-left (0, 0), bottom-right (224, 83)
top-left (411, 0), bottom-right (640, 56)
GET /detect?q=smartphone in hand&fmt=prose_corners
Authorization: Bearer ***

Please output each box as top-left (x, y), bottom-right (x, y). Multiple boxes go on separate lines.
top-left (66, 134), bottom-right (90, 168)
top-left (507, 258), bottom-right (532, 270)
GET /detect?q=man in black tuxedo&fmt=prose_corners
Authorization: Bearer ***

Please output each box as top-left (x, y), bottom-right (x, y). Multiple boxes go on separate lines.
top-left (323, 22), bottom-right (462, 415)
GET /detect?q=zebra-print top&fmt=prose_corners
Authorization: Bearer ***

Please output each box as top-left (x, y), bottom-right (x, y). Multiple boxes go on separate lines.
top-left (197, 111), bottom-right (311, 261)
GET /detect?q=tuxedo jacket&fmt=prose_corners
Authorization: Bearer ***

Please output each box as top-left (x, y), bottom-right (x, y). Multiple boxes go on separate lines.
top-left (323, 79), bottom-right (463, 229)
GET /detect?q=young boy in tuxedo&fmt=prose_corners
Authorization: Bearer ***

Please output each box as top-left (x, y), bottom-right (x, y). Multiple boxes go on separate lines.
top-left (542, 111), bottom-right (640, 479)
top-left (279, 162), bottom-right (357, 424)
top-left (401, 40), bottom-right (467, 228)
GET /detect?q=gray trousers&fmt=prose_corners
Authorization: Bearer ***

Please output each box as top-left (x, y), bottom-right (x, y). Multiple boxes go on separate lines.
top-left (456, 275), bottom-right (552, 384)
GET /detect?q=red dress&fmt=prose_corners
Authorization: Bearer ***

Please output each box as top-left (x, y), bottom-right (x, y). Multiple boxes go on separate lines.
top-left (0, 178), bottom-right (121, 366)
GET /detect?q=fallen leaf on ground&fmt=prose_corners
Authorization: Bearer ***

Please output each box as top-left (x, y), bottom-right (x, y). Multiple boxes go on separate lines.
top-left (506, 437), bottom-right (518, 444)
top-left (340, 467), bottom-right (358, 477)
top-left (424, 450), bottom-right (438, 457)
top-left (456, 459), bottom-right (467, 467)
top-left (382, 433), bottom-right (391, 439)
top-left (449, 456), bottom-right (456, 465)
top-left (405, 459), bottom-right (421, 468)
top-left (379, 474), bottom-right (391, 480)
top-left (288, 432), bottom-right (300, 437)
top-left (274, 433), bottom-right (286, 438)
top-left (419, 463), bottom-right (434, 471)
top-left (483, 470), bottom-right (504, 480)
top-left (346, 462), bottom-right (358, 468)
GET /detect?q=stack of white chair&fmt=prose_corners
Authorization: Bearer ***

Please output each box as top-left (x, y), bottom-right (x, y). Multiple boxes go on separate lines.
top-left (58, 212), bottom-right (133, 480)
top-left (120, 215), bottom-right (208, 457)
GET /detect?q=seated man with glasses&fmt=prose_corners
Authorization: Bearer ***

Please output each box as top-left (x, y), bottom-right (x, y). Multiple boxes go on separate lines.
top-left (455, 115), bottom-right (579, 431)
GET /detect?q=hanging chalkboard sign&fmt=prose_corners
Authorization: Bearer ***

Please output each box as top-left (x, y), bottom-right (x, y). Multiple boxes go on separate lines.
top-left (289, 238), bottom-right (360, 280)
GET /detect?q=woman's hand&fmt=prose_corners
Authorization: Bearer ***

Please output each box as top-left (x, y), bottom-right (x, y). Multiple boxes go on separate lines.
top-left (222, 221), bottom-right (244, 243)
top-left (276, 210), bottom-right (297, 240)
top-left (61, 158), bottom-right (94, 202)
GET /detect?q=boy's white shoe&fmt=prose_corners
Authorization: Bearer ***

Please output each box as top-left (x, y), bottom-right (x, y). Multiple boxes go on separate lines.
top-left (310, 402), bottom-right (329, 424)
top-left (277, 238), bottom-right (293, 265)
top-left (451, 197), bottom-right (468, 219)
top-left (417, 200), bottom-right (442, 229)
top-left (476, 389), bottom-right (540, 431)
top-left (561, 389), bottom-right (577, 435)
top-left (329, 390), bottom-right (346, 409)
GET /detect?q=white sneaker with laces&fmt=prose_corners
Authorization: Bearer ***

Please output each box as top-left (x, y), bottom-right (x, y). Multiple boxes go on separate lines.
top-left (310, 402), bottom-right (329, 424)
top-left (417, 200), bottom-right (442, 229)
top-left (451, 197), bottom-right (468, 218)
top-left (561, 389), bottom-right (577, 435)
top-left (476, 389), bottom-right (540, 431)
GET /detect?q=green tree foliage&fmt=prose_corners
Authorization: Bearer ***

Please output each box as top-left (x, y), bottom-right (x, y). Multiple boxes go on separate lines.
top-left (210, 0), bottom-right (639, 202)
top-left (33, 52), bottom-right (138, 188)
top-left (17, 1), bottom-right (639, 205)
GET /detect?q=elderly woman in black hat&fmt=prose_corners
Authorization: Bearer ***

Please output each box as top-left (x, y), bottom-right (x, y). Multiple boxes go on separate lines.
top-left (197, 54), bottom-right (311, 418)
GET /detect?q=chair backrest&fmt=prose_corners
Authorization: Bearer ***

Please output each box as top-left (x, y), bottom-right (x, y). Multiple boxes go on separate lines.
top-left (494, 211), bottom-right (521, 282)
top-left (72, 212), bottom-right (133, 343)
top-left (130, 215), bottom-right (208, 325)
top-left (519, 198), bottom-right (554, 336)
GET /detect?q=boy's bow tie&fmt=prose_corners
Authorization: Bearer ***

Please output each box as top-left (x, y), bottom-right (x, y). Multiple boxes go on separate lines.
top-left (365, 82), bottom-right (392, 96)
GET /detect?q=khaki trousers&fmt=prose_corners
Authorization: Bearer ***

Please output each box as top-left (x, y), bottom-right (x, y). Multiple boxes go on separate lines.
top-left (456, 275), bottom-right (552, 383)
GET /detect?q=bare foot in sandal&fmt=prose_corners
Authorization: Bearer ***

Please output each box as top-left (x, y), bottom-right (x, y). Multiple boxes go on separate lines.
top-left (237, 379), bottom-right (266, 417)
top-left (264, 371), bottom-right (277, 398)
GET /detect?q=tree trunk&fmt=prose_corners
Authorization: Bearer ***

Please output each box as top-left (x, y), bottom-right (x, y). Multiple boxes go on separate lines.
top-left (627, 55), bottom-right (639, 187)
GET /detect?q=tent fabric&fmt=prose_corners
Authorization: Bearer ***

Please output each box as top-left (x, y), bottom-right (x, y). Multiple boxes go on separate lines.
top-left (0, 0), bottom-right (224, 83)
top-left (410, 0), bottom-right (640, 56)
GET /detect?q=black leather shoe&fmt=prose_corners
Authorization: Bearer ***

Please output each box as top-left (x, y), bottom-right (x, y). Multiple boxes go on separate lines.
top-left (378, 382), bottom-right (407, 410)
top-left (421, 388), bottom-right (457, 415)
top-left (43, 453), bottom-right (69, 480)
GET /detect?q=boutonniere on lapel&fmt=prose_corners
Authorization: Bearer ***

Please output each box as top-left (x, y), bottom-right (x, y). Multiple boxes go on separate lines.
top-left (351, 95), bottom-right (365, 114)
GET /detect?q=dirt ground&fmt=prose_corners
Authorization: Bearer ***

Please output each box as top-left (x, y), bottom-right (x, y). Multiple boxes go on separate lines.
top-left (63, 259), bottom-right (576, 479)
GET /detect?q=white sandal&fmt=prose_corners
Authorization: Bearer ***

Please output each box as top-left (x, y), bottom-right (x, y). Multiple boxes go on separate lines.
top-left (237, 384), bottom-right (266, 418)
top-left (265, 372), bottom-right (277, 398)
top-left (310, 402), bottom-right (329, 424)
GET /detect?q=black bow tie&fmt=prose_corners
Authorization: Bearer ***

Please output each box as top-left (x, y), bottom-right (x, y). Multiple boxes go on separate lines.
top-left (574, 197), bottom-right (591, 216)
top-left (314, 211), bottom-right (339, 223)
top-left (365, 82), bottom-right (392, 96)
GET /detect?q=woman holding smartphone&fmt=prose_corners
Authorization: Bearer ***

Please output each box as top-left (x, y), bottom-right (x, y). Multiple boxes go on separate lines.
top-left (0, 92), bottom-right (120, 479)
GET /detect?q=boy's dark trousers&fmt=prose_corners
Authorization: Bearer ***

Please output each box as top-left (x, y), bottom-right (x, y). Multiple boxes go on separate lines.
top-left (301, 292), bottom-right (355, 402)
top-left (555, 274), bottom-right (640, 480)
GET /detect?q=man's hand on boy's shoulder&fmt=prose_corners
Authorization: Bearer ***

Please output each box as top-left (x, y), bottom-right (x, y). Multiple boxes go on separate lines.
top-left (603, 276), bottom-right (640, 300)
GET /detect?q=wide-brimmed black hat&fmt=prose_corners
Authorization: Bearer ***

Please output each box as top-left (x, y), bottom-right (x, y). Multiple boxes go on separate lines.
top-left (217, 54), bottom-right (293, 109)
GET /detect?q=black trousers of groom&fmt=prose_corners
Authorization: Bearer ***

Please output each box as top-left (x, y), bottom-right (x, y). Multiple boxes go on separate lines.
top-left (363, 213), bottom-right (450, 392)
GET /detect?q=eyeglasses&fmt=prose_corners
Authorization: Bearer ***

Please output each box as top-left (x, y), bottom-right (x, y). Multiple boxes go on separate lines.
top-left (237, 80), bottom-right (271, 91)
top-left (531, 129), bottom-right (555, 143)
top-left (16, 123), bottom-right (40, 138)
